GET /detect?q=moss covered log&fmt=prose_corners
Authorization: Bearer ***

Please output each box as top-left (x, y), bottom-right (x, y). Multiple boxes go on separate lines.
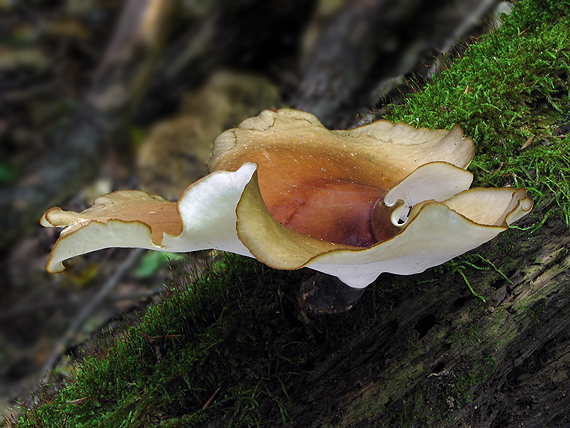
top-left (8, 0), bottom-right (570, 426)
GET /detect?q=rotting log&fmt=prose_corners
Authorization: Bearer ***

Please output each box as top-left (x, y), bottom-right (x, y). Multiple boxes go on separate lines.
top-left (259, 197), bottom-right (570, 427)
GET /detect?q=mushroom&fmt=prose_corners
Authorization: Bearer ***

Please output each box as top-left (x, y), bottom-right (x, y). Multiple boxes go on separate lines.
top-left (41, 109), bottom-right (533, 294)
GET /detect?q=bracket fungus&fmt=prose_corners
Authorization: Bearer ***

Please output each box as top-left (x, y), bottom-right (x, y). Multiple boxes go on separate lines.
top-left (41, 109), bottom-right (532, 297)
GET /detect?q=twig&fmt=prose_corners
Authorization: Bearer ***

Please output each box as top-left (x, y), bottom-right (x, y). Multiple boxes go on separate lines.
top-left (202, 386), bottom-right (222, 410)
top-left (40, 248), bottom-right (145, 379)
top-left (110, 290), bottom-right (162, 302)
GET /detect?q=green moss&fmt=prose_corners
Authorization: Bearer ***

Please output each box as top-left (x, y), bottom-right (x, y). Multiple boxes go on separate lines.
top-left (449, 353), bottom-right (497, 403)
top-left (10, 0), bottom-right (570, 427)
top-left (385, 0), bottom-right (570, 225)
top-left (16, 256), bottom-right (297, 426)
top-left (14, 254), bottom-right (400, 427)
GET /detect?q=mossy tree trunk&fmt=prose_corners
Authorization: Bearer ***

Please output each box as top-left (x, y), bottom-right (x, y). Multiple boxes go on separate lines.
top-left (8, 2), bottom-right (570, 427)
top-left (258, 198), bottom-right (570, 427)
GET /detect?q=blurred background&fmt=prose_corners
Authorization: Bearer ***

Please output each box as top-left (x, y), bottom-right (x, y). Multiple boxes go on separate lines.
top-left (0, 0), bottom-right (510, 416)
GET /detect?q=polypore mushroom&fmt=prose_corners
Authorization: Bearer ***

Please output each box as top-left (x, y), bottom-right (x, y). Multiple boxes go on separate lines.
top-left (41, 109), bottom-right (532, 303)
